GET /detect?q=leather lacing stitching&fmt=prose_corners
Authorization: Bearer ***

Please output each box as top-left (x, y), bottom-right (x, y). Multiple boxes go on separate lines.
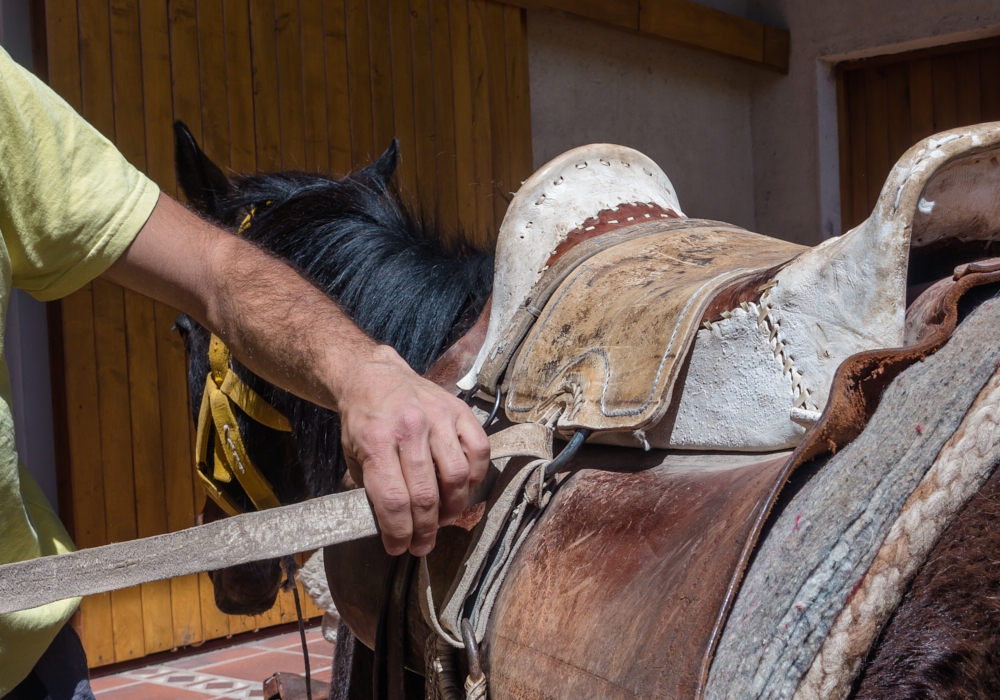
top-left (704, 281), bottom-right (819, 414)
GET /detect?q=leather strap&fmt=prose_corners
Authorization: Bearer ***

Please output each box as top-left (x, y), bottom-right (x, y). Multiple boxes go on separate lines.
top-left (0, 488), bottom-right (379, 615)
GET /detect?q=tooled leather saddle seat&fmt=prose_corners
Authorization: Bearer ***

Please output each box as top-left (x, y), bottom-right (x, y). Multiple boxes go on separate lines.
top-left (459, 135), bottom-right (924, 453)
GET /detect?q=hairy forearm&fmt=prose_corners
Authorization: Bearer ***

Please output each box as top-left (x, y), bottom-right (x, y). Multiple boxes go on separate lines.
top-left (204, 232), bottom-right (382, 411)
top-left (106, 193), bottom-right (386, 412)
top-left (106, 192), bottom-right (490, 555)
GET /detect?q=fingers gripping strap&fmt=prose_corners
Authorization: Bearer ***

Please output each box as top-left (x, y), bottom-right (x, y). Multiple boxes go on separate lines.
top-left (420, 424), bottom-right (554, 647)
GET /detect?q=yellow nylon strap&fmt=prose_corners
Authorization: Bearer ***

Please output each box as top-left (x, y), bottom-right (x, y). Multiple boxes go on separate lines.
top-left (209, 335), bottom-right (231, 385)
top-left (195, 470), bottom-right (243, 518)
top-left (237, 210), bottom-right (254, 235)
top-left (195, 205), bottom-right (289, 516)
top-left (208, 334), bottom-right (290, 432)
top-left (209, 388), bottom-right (282, 511)
top-left (213, 440), bottom-right (232, 483)
top-left (219, 372), bottom-right (291, 432)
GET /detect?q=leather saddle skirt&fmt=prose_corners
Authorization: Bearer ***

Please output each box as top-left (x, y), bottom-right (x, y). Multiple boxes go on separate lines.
top-left (501, 220), bottom-right (803, 435)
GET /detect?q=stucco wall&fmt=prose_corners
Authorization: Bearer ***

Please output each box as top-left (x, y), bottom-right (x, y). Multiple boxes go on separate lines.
top-left (528, 2), bottom-right (1000, 246)
top-left (749, 0), bottom-right (1000, 244)
top-left (1, 0), bottom-right (59, 511)
top-left (528, 11), bottom-right (763, 231)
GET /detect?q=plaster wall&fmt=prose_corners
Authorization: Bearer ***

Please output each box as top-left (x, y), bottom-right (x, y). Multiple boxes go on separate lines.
top-left (1, 0), bottom-right (59, 511)
top-left (749, 0), bottom-right (1000, 244)
top-left (528, 2), bottom-right (1000, 246)
top-left (527, 11), bottom-right (763, 231)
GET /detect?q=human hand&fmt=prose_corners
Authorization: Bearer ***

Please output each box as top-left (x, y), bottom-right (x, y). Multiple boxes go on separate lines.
top-left (338, 345), bottom-right (491, 556)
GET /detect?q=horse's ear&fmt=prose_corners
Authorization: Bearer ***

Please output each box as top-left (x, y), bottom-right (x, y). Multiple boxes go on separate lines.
top-left (174, 120), bottom-right (232, 219)
top-left (348, 139), bottom-right (399, 194)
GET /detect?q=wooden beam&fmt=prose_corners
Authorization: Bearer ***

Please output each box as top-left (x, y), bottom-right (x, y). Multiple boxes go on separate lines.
top-left (499, 0), bottom-right (789, 73)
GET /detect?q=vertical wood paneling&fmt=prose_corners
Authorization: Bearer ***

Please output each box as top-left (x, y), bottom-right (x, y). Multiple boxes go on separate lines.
top-left (450, 0), bottom-right (477, 232)
top-left (835, 70), bottom-right (851, 237)
top-left (45, 0), bottom-right (532, 667)
top-left (157, 299), bottom-right (204, 648)
top-left (59, 285), bottom-right (115, 664)
top-left (982, 48), bottom-right (1000, 122)
top-left (369, 0), bottom-right (395, 157)
top-left (344, 0), bottom-right (374, 165)
top-left (837, 39), bottom-right (1000, 233)
top-left (467, 0), bottom-right (494, 239)
top-left (324, 0), bottom-right (352, 174)
top-left (485, 1), bottom-right (510, 228)
top-left (931, 55), bottom-right (957, 132)
top-left (169, 0), bottom-right (202, 136)
top-left (410, 0), bottom-right (439, 210)
top-left (300, 0), bottom-right (330, 173)
top-left (845, 70), bottom-right (867, 230)
top-left (431, 0), bottom-right (460, 230)
top-left (224, 0), bottom-right (257, 173)
top-left (909, 58), bottom-right (934, 143)
top-left (275, 0), bottom-right (306, 169)
top-left (862, 67), bottom-right (888, 212)
top-left (249, 0), bottom-right (282, 171)
top-left (93, 277), bottom-right (145, 662)
top-left (198, 0), bottom-right (232, 168)
top-left (884, 63), bottom-right (911, 166)
top-left (956, 51), bottom-right (981, 125)
top-left (389, 0), bottom-right (418, 194)
top-left (505, 5), bottom-right (531, 190)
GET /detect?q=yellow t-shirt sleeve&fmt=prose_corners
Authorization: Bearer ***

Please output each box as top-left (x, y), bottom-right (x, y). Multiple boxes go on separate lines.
top-left (0, 46), bottom-right (160, 300)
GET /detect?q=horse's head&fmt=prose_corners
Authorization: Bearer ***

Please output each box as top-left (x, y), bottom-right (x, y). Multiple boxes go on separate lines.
top-left (172, 121), bottom-right (493, 615)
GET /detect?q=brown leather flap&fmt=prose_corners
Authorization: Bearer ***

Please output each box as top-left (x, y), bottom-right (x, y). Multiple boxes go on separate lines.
top-left (505, 223), bottom-right (805, 433)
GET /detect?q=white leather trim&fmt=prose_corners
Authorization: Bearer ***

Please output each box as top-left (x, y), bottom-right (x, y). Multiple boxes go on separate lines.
top-left (659, 303), bottom-right (807, 451)
top-left (458, 144), bottom-right (683, 391)
top-left (652, 123), bottom-right (1000, 451)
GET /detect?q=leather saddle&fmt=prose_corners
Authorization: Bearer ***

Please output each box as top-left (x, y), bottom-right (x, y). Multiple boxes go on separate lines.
top-left (328, 125), bottom-right (1000, 700)
top-left (459, 126), bottom-right (1000, 692)
top-left (460, 128), bottom-right (1000, 451)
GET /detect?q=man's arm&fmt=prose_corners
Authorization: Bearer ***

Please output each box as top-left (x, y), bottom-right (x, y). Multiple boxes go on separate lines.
top-left (103, 192), bottom-right (490, 557)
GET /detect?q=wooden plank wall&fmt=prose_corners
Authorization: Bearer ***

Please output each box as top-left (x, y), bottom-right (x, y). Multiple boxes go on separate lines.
top-left (837, 37), bottom-right (1000, 232)
top-left (39, 0), bottom-right (531, 667)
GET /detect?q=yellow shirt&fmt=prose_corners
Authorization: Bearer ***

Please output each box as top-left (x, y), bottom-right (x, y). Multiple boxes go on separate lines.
top-left (0, 46), bottom-right (159, 692)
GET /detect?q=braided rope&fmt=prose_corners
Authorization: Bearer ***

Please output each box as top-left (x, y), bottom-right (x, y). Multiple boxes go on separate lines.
top-left (795, 369), bottom-right (1000, 699)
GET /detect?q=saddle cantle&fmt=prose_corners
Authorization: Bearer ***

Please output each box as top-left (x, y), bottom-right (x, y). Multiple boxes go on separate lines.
top-left (460, 128), bottom-right (1000, 451)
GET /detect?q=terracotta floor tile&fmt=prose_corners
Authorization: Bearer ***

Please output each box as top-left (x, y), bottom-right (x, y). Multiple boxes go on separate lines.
top-left (198, 650), bottom-right (315, 682)
top-left (89, 675), bottom-right (138, 693)
top-left (163, 645), bottom-right (269, 670)
top-left (96, 681), bottom-right (212, 699)
top-left (253, 631), bottom-right (304, 650)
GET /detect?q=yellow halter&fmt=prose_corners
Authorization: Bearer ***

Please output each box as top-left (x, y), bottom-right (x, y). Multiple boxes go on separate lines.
top-left (194, 205), bottom-right (290, 515)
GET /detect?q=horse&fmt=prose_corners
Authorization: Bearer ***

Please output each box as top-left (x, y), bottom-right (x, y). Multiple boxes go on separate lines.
top-left (173, 124), bottom-right (491, 618)
top-left (173, 121), bottom-right (1000, 699)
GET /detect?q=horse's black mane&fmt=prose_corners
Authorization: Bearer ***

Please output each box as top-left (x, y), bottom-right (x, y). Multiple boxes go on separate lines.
top-left (222, 167), bottom-right (492, 374)
top-left (176, 130), bottom-right (493, 505)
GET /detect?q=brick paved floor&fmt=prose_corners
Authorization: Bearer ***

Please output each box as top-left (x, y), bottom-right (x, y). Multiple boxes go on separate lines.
top-left (90, 628), bottom-right (335, 699)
